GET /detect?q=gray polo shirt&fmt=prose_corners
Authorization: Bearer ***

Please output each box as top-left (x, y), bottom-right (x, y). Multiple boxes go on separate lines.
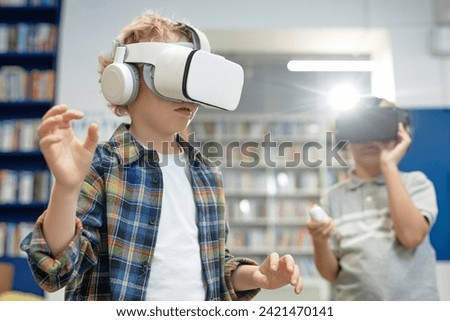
top-left (320, 170), bottom-right (440, 300)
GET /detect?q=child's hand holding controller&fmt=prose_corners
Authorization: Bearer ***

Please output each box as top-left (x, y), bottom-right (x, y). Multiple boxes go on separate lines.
top-left (307, 204), bottom-right (335, 243)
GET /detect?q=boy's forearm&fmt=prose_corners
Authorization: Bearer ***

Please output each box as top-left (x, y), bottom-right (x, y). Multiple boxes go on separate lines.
top-left (382, 163), bottom-right (429, 248)
top-left (312, 239), bottom-right (339, 281)
top-left (42, 182), bottom-right (81, 256)
top-left (231, 265), bottom-right (259, 291)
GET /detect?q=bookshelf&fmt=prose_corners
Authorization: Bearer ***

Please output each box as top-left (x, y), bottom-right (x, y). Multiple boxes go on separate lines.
top-left (0, 0), bottom-right (62, 297)
top-left (188, 112), bottom-right (350, 300)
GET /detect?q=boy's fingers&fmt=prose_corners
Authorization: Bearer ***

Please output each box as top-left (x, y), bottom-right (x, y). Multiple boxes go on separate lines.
top-left (62, 110), bottom-right (84, 122)
top-left (294, 270), bottom-right (303, 294)
top-left (290, 264), bottom-right (300, 286)
top-left (38, 115), bottom-right (63, 137)
top-left (280, 254), bottom-right (295, 272)
top-left (83, 123), bottom-right (99, 152)
top-left (38, 110), bottom-right (84, 137)
top-left (268, 252), bottom-right (280, 271)
top-left (42, 104), bottom-right (68, 121)
top-left (39, 135), bottom-right (62, 149)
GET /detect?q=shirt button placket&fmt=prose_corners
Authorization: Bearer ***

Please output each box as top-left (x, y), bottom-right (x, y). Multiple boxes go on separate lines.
top-left (149, 174), bottom-right (161, 225)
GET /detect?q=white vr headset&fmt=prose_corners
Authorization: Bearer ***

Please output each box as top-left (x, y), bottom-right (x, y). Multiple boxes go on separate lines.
top-left (100, 25), bottom-right (244, 111)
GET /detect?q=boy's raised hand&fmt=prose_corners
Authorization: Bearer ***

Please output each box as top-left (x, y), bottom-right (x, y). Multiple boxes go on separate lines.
top-left (38, 104), bottom-right (99, 190)
top-left (253, 252), bottom-right (303, 294)
top-left (378, 123), bottom-right (412, 168)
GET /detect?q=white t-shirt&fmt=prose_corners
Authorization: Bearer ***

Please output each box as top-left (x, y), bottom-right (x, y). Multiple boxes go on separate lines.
top-left (146, 151), bottom-right (206, 300)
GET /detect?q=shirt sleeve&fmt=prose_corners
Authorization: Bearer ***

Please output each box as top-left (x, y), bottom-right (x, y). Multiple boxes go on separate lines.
top-left (224, 250), bottom-right (261, 301)
top-left (19, 171), bottom-right (104, 293)
top-left (403, 171), bottom-right (439, 226)
top-left (19, 213), bottom-right (95, 293)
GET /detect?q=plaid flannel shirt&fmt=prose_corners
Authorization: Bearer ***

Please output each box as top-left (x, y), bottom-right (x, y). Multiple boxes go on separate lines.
top-left (21, 123), bottom-right (260, 301)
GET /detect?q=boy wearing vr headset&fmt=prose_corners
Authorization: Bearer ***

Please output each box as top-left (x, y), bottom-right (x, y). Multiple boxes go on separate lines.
top-left (20, 11), bottom-right (302, 300)
top-left (306, 97), bottom-right (439, 300)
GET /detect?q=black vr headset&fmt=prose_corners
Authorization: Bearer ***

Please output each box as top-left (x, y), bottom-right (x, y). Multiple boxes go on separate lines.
top-left (334, 97), bottom-right (412, 143)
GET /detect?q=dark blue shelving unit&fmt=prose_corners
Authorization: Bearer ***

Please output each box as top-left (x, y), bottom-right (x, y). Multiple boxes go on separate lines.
top-left (0, 1), bottom-right (62, 297)
top-left (399, 108), bottom-right (450, 261)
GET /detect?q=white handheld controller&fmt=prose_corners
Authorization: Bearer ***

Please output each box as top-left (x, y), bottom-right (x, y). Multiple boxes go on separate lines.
top-left (309, 204), bottom-right (330, 221)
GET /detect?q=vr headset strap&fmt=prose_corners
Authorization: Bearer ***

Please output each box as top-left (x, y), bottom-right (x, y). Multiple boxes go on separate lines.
top-left (184, 25), bottom-right (210, 52)
top-left (122, 42), bottom-right (175, 65)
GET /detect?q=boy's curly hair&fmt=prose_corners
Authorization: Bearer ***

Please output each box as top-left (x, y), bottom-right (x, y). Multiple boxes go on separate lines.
top-left (98, 10), bottom-right (193, 116)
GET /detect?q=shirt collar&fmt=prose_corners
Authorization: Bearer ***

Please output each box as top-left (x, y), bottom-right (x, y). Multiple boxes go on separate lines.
top-left (108, 123), bottom-right (202, 166)
top-left (347, 169), bottom-right (386, 190)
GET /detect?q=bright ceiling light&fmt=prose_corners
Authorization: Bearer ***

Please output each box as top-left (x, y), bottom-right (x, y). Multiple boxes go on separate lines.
top-left (287, 60), bottom-right (375, 72)
top-left (328, 84), bottom-right (360, 111)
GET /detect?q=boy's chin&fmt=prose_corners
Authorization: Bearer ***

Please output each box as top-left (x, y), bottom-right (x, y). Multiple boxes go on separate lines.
top-left (358, 156), bottom-right (381, 168)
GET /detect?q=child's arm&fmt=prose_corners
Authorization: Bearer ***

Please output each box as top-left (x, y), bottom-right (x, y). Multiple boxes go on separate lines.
top-left (307, 219), bottom-right (339, 281)
top-left (378, 124), bottom-right (429, 249)
top-left (37, 105), bottom-right (99, 256)
top-left (231, 252), bottom-right (303, 294)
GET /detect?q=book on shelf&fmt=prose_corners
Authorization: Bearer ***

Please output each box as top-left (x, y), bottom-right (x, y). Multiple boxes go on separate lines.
top-left (0, 118), bottom-right (40, 152)
top-left (0, 0), bottom-right (28, 6)
top-left (270, 199), bottom-right (311, 220)
top-left (0, 221), bottom-right (34, 258)
top-left (29, 0), bottom-right (58, 6)
top-left (275, 227), bottom-right (310, 248)
top-left (0, 66), bottom-right (55, 102)
top-left (0, 169), bottom-right (50, 204)
top-left (0, 222), bottom-right (6, 257)
top-left (0, 23), bottom-right (57, 54)
top-left (227, 198), bottom-right (266, 221)
top-left (0, 169), bottom-right (18, 203)
top-left (228, 227), bottom-right (269, 248)
top-left (18, 170), bottom-right (33, 204)
top-left (222, 169), bottom-right (267, 193)
top-left (0, 0), bottom-right (57, 7)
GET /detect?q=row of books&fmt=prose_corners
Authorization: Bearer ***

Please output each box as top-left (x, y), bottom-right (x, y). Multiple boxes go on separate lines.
top-left (0, 66), bottom-right (55, 102)
top-left (0, 118), bottom-right (40, 152)
top-left (198, 141), bottom-right (322, 168)
top-left (227, 198), bottom-right (267, 221)
top-left (227, 226), bottom-right (312, 248)
top-left (0, 0), bottom-right (56, 7)
top-left (189, 119), bottom-right (322, 139)
top-left (269, 199), bottom-right (316, 219)
top-left (0, 23), bottom-right (57, 54)
top-left (0, 222), bottom-right (34, 258)
top-left (222, 169), bottom-right (320, 194)
top-left (228, 227), bottom-right (271, 248)
top-left (222, 170), bottom-right (267, 193)
top-left (227, 198), bottom-right (316, 221)
top-left (274, 227), bottom-right (312, 248)
top-left (0, 169), bottom-right (51, 204)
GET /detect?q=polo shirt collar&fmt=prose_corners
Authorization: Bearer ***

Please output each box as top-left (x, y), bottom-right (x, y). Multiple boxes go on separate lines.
top-left (347, 169), bottom-right (386, 190)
